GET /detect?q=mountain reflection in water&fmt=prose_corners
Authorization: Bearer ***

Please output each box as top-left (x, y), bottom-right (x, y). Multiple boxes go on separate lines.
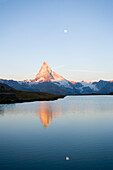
top-left (37, 102), bottom-right (61, 128)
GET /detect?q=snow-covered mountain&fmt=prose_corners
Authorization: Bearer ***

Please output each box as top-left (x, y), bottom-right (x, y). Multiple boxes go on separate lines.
top-left (0, 62), bottom-right (76, 94)
top-left (34, 62), bottom-right (64, 82)
top-left (28, 61), bottom-right (74, 91)
top-left (0, 62), bottom-right (113, 95)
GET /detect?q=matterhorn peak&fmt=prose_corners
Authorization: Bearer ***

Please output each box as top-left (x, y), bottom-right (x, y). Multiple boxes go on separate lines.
top-left (38, 61), bottom-right (52, 75)
top-left (33, 62), bottom-right (64, 82)
top-left (43, 61), bottom-right (48, 65)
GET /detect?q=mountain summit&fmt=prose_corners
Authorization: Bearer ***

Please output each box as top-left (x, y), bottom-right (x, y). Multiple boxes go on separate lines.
top-left (34, 62), bottom-right (64, 82)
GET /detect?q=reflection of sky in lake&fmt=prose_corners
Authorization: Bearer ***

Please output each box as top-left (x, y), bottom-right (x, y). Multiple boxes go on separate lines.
top-left (0, 96), bottom-right (113, 169)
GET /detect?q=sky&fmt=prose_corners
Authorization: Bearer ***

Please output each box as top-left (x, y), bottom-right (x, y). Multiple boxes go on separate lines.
top-left (0, 0), bottom-right (113, 82)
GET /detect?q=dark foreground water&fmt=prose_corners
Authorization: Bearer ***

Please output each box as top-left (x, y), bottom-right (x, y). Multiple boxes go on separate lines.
top-left (0, 96), bottom-right (113, 170)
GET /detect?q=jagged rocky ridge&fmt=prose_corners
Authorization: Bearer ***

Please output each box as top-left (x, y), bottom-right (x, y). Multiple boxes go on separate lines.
top-left (0, 62), bottom-right (113, 95)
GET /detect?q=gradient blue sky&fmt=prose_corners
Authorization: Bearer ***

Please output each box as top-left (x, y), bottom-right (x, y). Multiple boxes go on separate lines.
top-left (0, 0), bottom-right (113, 81)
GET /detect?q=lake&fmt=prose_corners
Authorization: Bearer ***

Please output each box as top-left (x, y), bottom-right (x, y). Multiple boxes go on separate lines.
top-left (0, 96), bottom-right (113, 169)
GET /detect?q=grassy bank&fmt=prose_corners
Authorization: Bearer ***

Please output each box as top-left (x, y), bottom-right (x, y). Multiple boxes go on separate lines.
top-left (0, 89), bottom-right (65, 104)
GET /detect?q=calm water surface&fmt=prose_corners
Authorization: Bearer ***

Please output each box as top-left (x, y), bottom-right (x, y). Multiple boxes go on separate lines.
top-left (0, 96), bottom-right (113, 169)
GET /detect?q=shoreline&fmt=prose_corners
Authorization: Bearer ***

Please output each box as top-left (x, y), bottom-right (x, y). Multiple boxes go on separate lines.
top-left (0, 90), bottom-right (65, 104)
top-left (0, 90), bottom-right (113, 104)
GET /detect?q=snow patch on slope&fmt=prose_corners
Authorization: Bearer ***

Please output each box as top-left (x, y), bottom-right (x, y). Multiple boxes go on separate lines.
top-left (80, 81), bottom-right (99, 91)
top-left (53, 80), bottom-right (73, 89)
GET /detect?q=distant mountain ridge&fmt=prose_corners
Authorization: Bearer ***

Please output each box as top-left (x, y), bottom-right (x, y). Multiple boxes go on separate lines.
top-left (0, 62), bottom-right (113, 95)
top-left (0, 83), bottom-right (14, 90)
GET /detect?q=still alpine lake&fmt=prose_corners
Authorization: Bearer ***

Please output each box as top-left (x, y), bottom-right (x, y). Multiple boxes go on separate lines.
top-left (0, 96), bottom-right (113, 170)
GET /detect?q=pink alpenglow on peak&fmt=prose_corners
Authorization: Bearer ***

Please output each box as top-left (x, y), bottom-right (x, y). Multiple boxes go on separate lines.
top-left (34, 62), bottom-right (64, 82)
top-left (38, 62), bottom-right (52, 75)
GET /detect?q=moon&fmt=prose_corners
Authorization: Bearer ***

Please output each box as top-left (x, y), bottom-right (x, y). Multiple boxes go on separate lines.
top-left (64, 29), bottom-right (68, 33)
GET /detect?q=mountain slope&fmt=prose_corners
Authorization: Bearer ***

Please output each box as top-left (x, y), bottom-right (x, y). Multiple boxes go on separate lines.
top-left (0, 83), bottom-right (14, 90)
